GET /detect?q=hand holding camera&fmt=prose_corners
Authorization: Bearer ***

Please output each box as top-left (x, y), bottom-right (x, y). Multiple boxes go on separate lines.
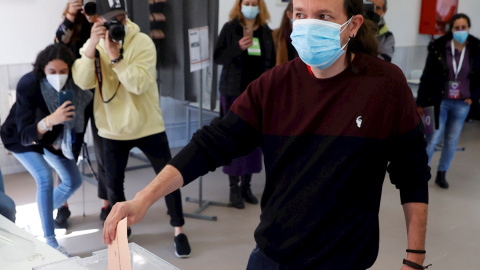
top-left (67, 0), bottom-right (82, 18)
top-left (90, 19), bottom-right (107, 45)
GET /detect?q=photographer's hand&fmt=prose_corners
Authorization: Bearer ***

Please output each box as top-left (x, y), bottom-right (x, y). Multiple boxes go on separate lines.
top-left (48, 101), bottom-right (76, 126)
top-left (66, 1), bottom-right (82, 23)
top-left (104, 31), bottom-right (121, 63)
top-left (85, 19), bottom-right (106, 59)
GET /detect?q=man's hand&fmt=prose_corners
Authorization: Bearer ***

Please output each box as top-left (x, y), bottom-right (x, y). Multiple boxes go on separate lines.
top-left (104, 31), bottom-right (122, 61)
top-left (84, 19), bottom-right (106, 59)
top-left (103, 198), bottom-right (148, 244)
top-left (90, 19), bottom-right (107, 47)
top-left (103, 165), bottom-right (185, 244)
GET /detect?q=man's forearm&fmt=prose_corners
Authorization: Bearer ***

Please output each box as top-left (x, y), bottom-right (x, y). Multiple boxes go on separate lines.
top-left (402, 202), bottom-right (428, 264)
top-left (134, 165), bottom-right (184, 208)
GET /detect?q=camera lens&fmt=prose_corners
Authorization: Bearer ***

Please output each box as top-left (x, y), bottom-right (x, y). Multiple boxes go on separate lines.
top-left (104, 21), bottom-right (125, 41)
top-left (84, 2), bottom-right (96, 15)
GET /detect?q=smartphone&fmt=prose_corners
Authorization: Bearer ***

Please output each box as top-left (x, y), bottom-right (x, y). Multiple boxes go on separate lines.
top-left (243, 27), bottom-right (253, 38)
top-left (58, 90), bottom-right (73, 107)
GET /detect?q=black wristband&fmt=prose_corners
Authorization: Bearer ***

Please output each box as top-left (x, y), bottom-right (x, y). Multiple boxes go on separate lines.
top-left (403, 259), bottom-right (432, 269)
top-left (406, 249), bottom-right (426, 254)
top-left (111, 54), bottom-right (123, 64)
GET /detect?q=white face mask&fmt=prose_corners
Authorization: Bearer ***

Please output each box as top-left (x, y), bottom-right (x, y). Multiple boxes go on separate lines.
top-left (46, 74), bottom-right (68, 92)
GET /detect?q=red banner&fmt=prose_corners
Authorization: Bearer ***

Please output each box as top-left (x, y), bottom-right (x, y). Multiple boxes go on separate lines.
top-left (419, 0), bottom-right (458, 35)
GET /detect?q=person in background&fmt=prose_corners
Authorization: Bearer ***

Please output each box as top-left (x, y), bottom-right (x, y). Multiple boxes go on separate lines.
top-left (417, 13), bottom-right (480, 189)
top-left (72, 0), bottom-right (191, 258)
top-left (53, 0), bottom-right (111, 227)
top-left (272, 1), bottom-right (298, 66)
top-left (368, 0), bottom-right (395, 62)
top-left (0, 167), bottom-right (16, 223)
top-left (0, 44), bottom-right (92, 256)
top-left (103, 0), bottom-right (430, 269)
top-left (272, 0), bottom-right (297, 66)
top-left (214, 0), bottom-right (275, 209)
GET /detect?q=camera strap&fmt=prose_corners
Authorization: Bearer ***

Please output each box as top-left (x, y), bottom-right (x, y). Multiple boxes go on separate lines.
top-left (94, 49), bottom-right (120, 103)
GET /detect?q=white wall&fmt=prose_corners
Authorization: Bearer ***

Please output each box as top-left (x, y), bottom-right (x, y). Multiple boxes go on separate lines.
top-left (0, 0), bottom-right (67, 65)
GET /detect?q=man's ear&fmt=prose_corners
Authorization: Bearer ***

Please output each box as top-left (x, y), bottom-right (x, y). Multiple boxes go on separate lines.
top-left (349, 14), bottom-right (364, 38)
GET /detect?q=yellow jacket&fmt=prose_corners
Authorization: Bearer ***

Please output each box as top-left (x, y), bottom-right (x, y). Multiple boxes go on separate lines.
top-left (73, 19), bottom-right (165, 140)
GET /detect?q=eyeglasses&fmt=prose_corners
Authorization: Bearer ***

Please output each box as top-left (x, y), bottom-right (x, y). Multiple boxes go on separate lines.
top-left (453, 25), bottom-right (468, 31)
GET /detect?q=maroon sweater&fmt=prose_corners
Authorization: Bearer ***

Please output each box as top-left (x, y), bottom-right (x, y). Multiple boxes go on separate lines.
top-left (170, 53), bottom-right (430, 269)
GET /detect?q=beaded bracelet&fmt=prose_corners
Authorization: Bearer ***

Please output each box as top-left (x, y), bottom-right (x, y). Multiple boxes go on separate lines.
top-left (406, 249), bottom-right (426, 254)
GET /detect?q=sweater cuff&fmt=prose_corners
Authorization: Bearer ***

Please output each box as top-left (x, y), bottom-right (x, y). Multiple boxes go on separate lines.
top-left (400, 184), bottom-right (429, 204)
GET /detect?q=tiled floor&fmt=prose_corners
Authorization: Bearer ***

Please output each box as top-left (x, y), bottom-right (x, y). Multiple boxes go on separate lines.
top-left (3, 121), bottom-right (480, 269)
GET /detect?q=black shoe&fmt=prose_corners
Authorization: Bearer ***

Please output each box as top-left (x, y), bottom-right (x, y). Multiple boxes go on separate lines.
top-left (241, 175), bottom-right (258, 204)
top-left (174, 233), bottom-right (191, 258)
top-left (435, 171), bottom-right (449, 189)
top-left (100, 205), bottom-right (112, 221)
top-left (243, 188), bottom-right (259, 204)
top-left (55, 206), bottom-right (71, 227)
top-left (229, 176), bottom-right (245, 209)
top-left (229, 186), bottom-right (245, 209)
top-left (54, 220), bottom-right (68, 229)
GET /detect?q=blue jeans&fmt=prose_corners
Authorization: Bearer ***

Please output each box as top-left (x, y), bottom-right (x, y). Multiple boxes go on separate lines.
top-left (426, 99), bottom-right (470, 172)
top-left (12, 149), bottom-right (82, 247)
top-left (0, 168), bottom-right (16, 222)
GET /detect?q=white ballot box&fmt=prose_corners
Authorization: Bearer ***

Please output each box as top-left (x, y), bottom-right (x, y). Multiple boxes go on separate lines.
top-left (33, 242), bottom-right (179, 270)
top-left (0, 215), bottom-right (68, 269)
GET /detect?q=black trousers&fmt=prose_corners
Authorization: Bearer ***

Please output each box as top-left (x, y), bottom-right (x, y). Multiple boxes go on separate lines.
top-left (102, 132), bottom-right (184, 227)
top-left (70, 99), bottom-right (107, 205)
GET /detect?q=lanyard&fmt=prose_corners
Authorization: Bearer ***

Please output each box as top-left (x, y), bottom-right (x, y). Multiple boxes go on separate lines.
top-left (451, 40), bottom-right (466, 81)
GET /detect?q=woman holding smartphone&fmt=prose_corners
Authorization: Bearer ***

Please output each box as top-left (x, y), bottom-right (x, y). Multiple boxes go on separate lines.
top-left (0, 44), bottom-right (92, 256)
top-left (214, 0), bottom-right (275, 209)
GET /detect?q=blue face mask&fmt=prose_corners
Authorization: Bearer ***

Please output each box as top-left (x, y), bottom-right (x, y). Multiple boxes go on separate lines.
top-left (242, 5), bottom-right (259, 20)
top-left (290, 18), bottom-right (352, 70)
top-left (453, 30), bottom-right (468, 44)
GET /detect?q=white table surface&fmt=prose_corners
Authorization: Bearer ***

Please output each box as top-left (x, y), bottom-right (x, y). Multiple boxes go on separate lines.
top-left (0, 214), bottom-right (68, 269)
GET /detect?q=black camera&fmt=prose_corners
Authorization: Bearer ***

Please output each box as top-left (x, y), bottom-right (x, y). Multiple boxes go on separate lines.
top-left (104, 20), bottom-right (125, 42)
top-left (83, 1), bottom-right (96, 16)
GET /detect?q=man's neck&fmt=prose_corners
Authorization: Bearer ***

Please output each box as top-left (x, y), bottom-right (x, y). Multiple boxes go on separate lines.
top-left (310, 53), bottom-right (354, 79)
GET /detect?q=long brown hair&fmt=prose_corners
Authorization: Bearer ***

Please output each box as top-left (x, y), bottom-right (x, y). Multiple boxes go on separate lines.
top-left (275, 1), bottom-right (293, 41)
top-left (229, 0), bottom-right (270, 26)
top-left (344, 0), bottom-right (379, 66)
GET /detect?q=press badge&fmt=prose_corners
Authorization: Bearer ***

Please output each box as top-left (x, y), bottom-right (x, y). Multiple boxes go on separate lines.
top-left (248, 37), bottom-right (261, 56)
top-left (448, 81), bottom-right (461, 99)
